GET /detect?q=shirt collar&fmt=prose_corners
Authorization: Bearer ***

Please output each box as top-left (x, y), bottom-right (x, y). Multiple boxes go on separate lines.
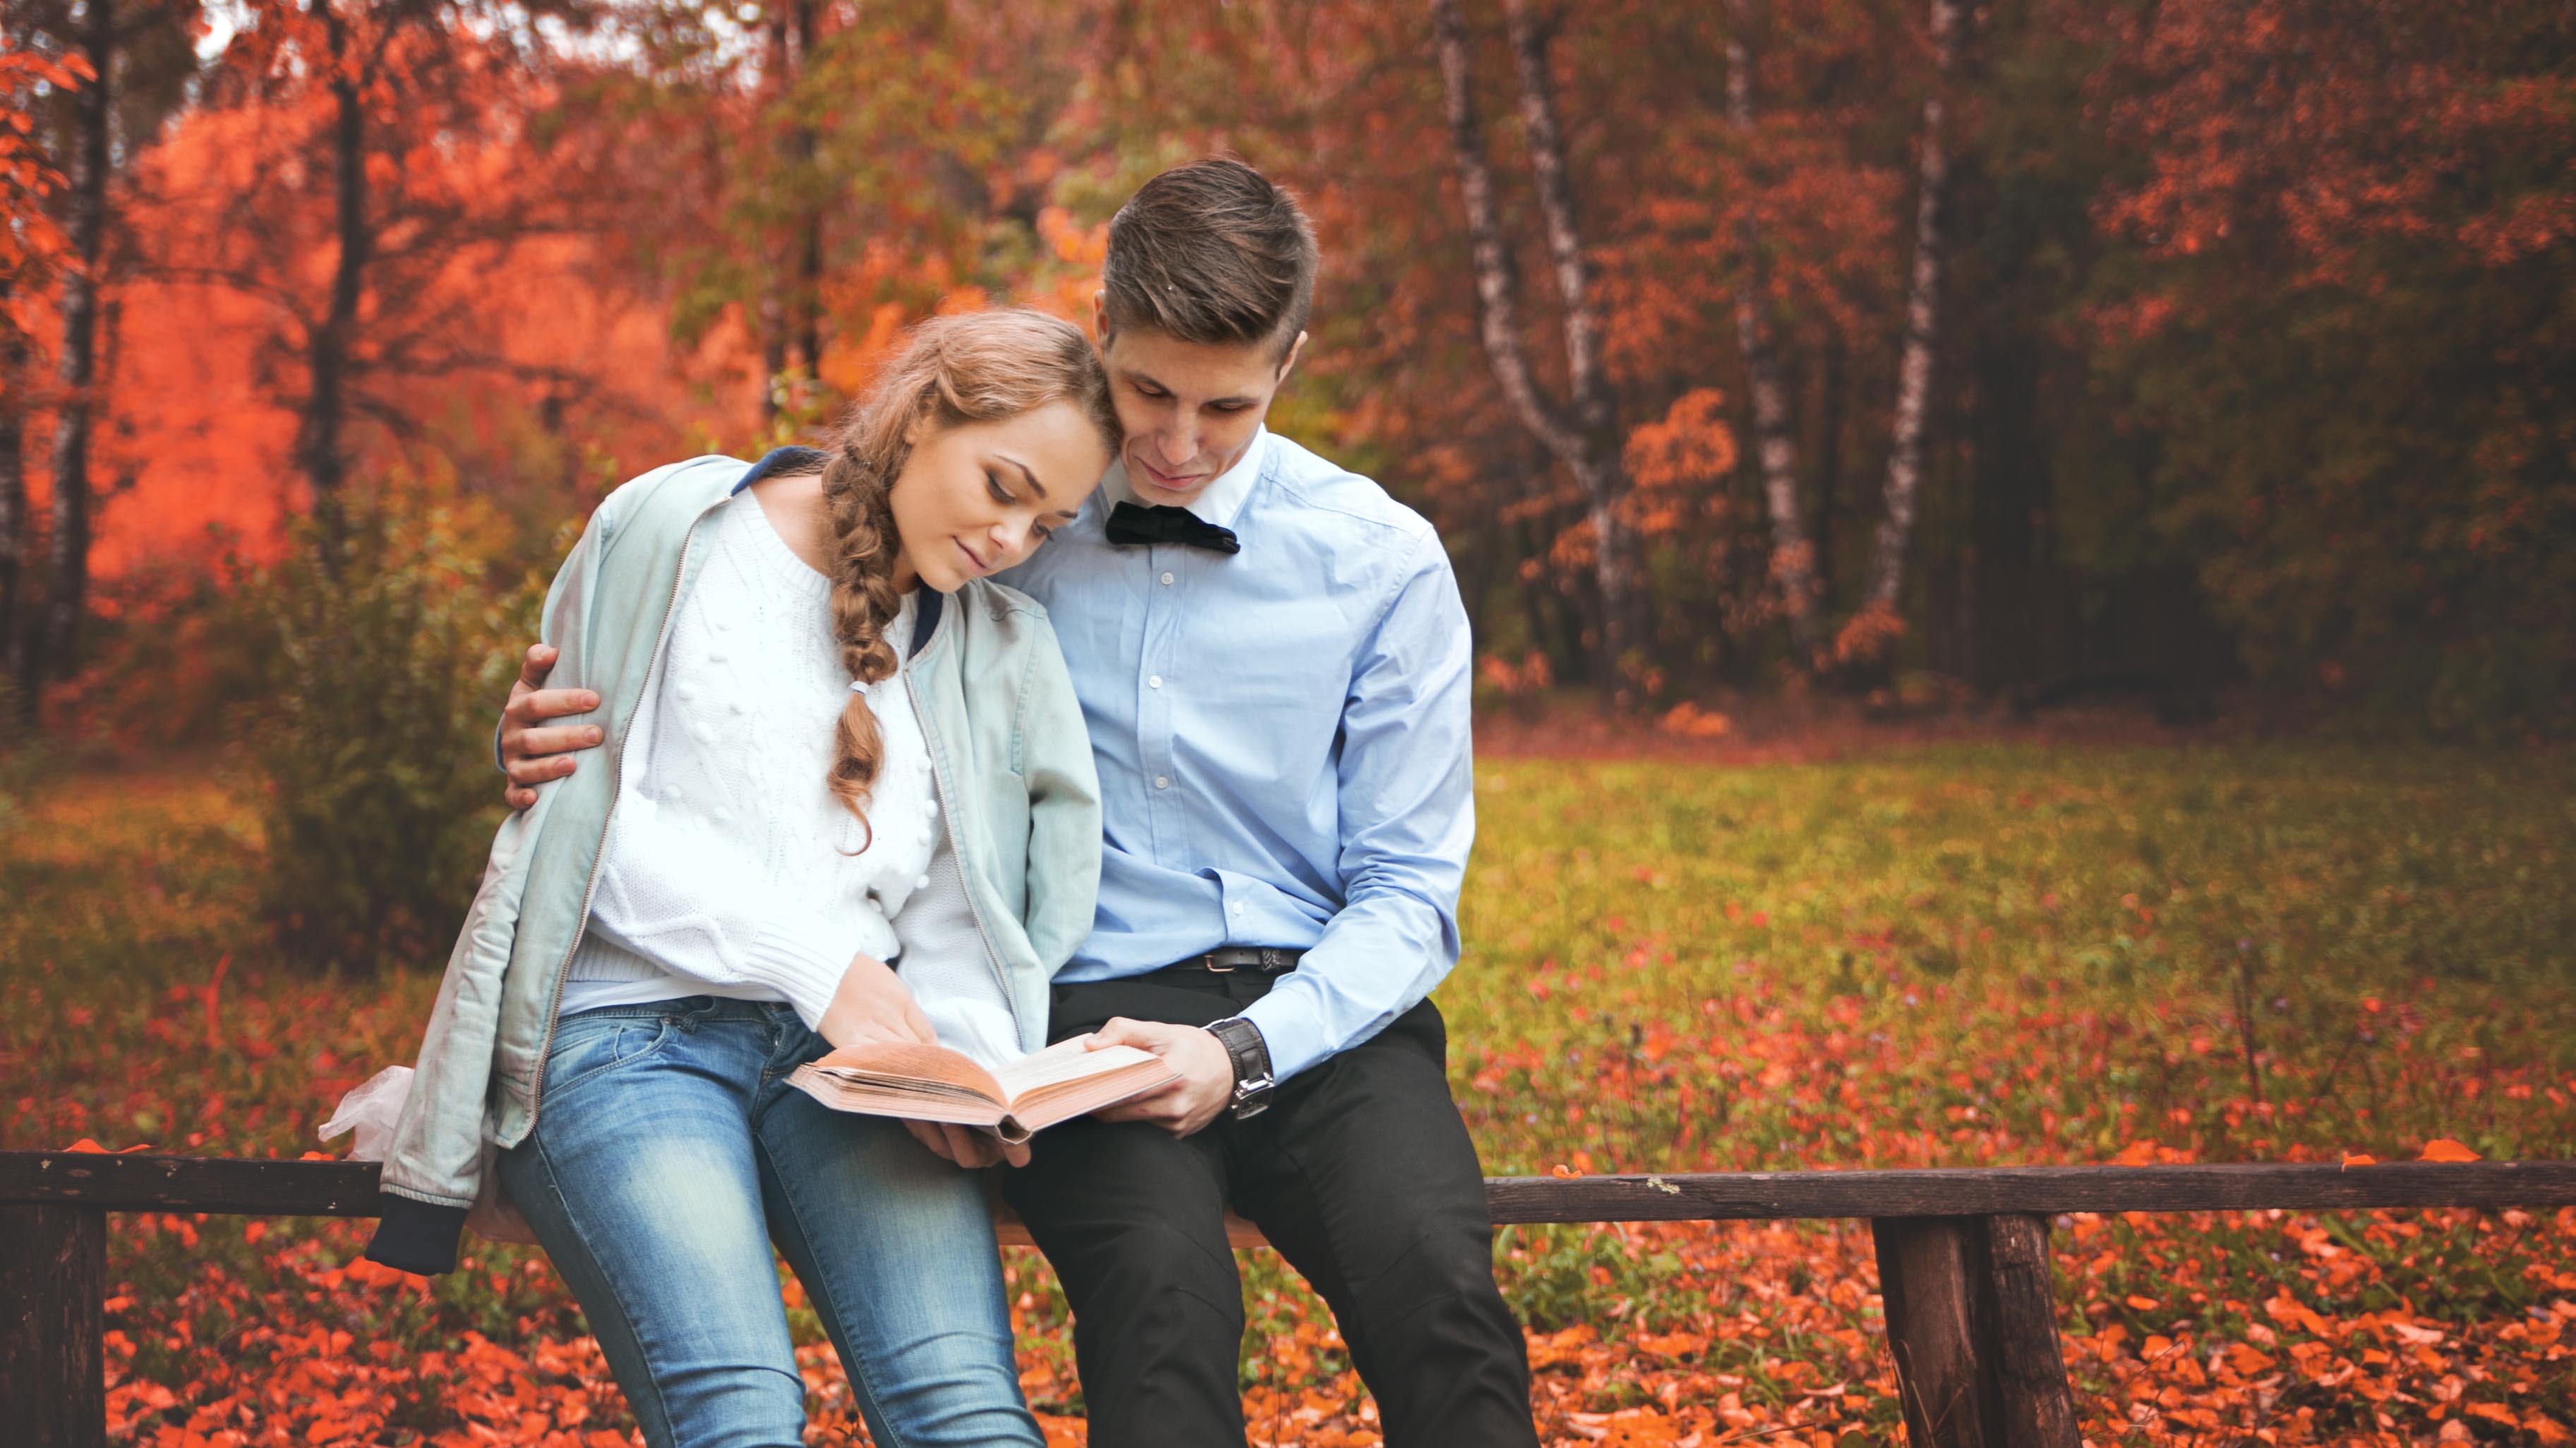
top-left (1098, 426), bottom-right (1270, 532)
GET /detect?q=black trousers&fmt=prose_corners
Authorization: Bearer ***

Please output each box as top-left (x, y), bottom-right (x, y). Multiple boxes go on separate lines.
top-left (1001, 971), bottom-right (1539, 1448)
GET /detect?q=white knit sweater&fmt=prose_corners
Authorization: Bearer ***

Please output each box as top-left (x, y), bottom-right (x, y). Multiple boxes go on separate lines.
top-left (560, 488), bottom-right (1017, 1065)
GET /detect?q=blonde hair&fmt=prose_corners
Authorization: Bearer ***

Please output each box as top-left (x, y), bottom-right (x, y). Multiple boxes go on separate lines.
top-left (817, 309), bottom-right (1117, 838)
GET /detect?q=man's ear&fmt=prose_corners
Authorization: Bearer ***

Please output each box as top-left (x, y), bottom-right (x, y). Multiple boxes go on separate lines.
top-left (1275, 329), bottom-right (1310, 381)
top-left (1091, 290), bottom-right (1112, 350)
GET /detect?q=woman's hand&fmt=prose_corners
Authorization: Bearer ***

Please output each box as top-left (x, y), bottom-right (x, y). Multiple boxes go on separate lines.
top-left (815, 955), bottom-right (1030, 1169)
top-left (816, 953), bottom-right (937, 1050)
top-left (901, 1119), bottom-right (1029, 1170)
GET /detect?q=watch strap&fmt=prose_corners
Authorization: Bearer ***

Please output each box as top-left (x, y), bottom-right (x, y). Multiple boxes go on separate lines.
top-left (1204, 1015), bottom-right (1275, 1118)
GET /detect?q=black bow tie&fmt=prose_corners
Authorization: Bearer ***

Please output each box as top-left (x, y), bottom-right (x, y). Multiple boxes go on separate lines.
top-left (1105, 501), bottom-right (1241, 555)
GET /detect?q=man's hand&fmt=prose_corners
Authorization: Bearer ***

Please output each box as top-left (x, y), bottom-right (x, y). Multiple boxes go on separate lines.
top-left (500, 644), bottom-right (606, 810)
top-left (1087, 1018), bottom-right (1237, 1138)
top-left (816, 956), bottom-right (1029, 1170)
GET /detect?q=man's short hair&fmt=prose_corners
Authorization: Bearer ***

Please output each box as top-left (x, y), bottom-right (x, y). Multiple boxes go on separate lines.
top-left (1102, 158), bottom-right (1319, 360)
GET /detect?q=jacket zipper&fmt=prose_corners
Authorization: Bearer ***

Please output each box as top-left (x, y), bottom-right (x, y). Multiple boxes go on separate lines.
top-left (902, 601), bottom-right (1027, 1045)
top-left (524, 505), bottom-right (716, 1129)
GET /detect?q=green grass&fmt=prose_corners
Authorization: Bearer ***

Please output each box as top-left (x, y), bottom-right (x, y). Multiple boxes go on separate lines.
top-left (6, 740), bottom-right (2573, 1441)
top-left (1446, 742), bottom-right (2576, 1177)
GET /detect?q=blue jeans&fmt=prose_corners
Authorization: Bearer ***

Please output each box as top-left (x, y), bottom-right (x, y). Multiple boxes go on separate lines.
top-left (497, 998), bottom-right (1041, 1448)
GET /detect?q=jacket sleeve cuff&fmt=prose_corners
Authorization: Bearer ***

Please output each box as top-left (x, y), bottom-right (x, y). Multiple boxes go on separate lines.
top-left (745, 915), bottom-right (856, 1032)
top-left (366, 1194), bottom-right (471, 1276)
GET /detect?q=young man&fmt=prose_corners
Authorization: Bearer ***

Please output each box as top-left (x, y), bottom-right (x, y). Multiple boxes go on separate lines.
top-left (496, 159), bottom-right (1538, 1447)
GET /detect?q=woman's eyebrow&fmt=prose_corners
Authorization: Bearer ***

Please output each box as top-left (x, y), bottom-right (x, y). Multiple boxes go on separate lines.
top-left (997, 454), bottom-right (1047, 498)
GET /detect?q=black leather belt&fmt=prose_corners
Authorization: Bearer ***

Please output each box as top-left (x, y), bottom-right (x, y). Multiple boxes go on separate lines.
top-left (1176, 947), bottom-right (1304, 975)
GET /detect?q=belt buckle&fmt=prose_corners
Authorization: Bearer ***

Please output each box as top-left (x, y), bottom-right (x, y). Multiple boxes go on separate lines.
top-left (1203, 953), bottom-right (1236, 974)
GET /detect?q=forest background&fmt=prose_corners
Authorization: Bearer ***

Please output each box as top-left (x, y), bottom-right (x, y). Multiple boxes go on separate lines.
top-left (2, 0), bottom-right (2569, 758)
top-left (4, 1), bottom-right (2576, 1445)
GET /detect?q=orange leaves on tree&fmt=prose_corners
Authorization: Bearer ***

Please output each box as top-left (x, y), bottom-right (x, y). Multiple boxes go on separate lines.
top-left (1620, 390), bottom-right (1738, 540)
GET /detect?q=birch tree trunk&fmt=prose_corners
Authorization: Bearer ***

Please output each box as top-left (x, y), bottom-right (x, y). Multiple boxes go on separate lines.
top-left (41, 0), bottom-right (112, 682)
top-left (1863, 0), bottom-right (1961, 615)
top-left (1430, 0), bottom-right (1646, 693)
top-left (1501, 0), bottom-right (1647, 671)
top-left (1724, 0), bottom-right (1822, 664)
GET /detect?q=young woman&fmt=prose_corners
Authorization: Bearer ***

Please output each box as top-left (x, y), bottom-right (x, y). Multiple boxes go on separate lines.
top-left (362, 309), bottom-right (1117, 1448)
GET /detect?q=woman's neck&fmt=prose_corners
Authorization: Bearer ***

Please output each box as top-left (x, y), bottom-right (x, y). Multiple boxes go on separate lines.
top-left (746, 471), bottom-right (917, 593)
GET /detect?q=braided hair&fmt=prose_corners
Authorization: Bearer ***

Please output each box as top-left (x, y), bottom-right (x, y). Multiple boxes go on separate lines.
top-left (815, 309), bottom-right (1117, 837)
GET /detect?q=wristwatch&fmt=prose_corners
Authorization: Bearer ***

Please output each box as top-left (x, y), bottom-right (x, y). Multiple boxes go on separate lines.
top-left (1203, 1016), bottom-right (1275, 1120)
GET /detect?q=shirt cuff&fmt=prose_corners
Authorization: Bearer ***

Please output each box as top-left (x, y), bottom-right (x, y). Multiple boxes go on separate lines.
top-left (742, 913), bottom-right (858, 1032)
top-left (1238, 991), bottom-right (1327, 1083)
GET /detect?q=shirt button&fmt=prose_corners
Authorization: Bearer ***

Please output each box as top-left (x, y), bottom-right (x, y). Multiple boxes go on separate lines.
top-left (1229, 901), bottom-right (1244, 916)
top-left (915, 874), bottom-right (931, 890)
top-left (1160, 572), bottom-right (1175, 586)
top-left (924, 799), bottom-right (938, 816)
top-left (1148, 675), bottom-right (1163, 689)
top-left (1154, 776), bottom-right (1171, 790)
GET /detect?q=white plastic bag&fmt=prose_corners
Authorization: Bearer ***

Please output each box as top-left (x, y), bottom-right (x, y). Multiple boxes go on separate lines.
top-left (320, 1066), bottom-right (413, 1162)
top-left (320, 1066), bottom-right (539, 1246)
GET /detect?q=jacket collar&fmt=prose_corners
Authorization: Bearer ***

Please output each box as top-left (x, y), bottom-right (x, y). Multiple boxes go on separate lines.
top-left (736, 446), bottom-right (944, 663)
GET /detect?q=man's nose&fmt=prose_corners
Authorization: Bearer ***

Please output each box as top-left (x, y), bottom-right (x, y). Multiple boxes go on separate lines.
top-left (1150, 422), bottom-right (1198, 469)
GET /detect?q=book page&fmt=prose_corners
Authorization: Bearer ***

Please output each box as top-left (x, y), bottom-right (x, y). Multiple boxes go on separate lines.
top-left (806, 1039), bottom-right (1007, 1106)
top-left (991, 1037), bottom-right (1164, 1100)
top-left (787, 1035), bottom-right (1180, 1142)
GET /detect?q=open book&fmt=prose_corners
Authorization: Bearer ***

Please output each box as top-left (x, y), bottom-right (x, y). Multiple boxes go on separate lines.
top-left (786, 1036), bottom-right (1180, 1144)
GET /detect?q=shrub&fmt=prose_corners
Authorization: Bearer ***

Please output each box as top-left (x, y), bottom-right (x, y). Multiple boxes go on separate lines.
top-left (243, 488), bottom-right (544, 971)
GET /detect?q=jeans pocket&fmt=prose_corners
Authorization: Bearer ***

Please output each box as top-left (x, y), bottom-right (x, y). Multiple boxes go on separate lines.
top-left (543, 1013), bottom-right (675, 1104)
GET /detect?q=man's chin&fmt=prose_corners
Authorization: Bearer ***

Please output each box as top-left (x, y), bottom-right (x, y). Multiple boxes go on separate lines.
top-left (1127, 466), bottom-right (1212, 508)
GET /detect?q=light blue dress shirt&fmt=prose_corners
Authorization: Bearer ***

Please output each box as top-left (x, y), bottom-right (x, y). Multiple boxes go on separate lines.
top-left (999, 428), bottom-right (1476, 1081)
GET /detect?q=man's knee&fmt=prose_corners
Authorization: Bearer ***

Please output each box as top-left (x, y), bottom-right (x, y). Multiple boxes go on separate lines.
top-left (1350, 1217), bottom-right (1506, 1326)
top-left (1058, 1219), bottom-right (1245, 1332)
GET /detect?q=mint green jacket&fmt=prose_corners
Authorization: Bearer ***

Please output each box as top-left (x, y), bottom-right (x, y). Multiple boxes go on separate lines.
top-left (368, 456), bottom-right (1102, 1272)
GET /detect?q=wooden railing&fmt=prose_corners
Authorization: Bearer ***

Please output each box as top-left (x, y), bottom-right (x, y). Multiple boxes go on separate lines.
top-left (8, 1150), bottom-right (2573, 1448)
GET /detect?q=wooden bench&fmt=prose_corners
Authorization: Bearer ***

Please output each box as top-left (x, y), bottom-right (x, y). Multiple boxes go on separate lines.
top-left (8, 1150), bottom-right (2573, 1448)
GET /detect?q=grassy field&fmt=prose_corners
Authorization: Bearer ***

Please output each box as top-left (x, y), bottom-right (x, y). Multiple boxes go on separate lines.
top-left (5, 741), bottom-right (2573, 1446)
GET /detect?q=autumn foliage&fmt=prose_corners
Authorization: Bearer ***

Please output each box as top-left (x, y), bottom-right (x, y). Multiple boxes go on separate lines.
top-left (4, 0), bottom-right (2575, 1442)
top-left (8, 745), bottom-right (2574, 1444)
top-left (0, 0), bottom-right (2569, 730)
